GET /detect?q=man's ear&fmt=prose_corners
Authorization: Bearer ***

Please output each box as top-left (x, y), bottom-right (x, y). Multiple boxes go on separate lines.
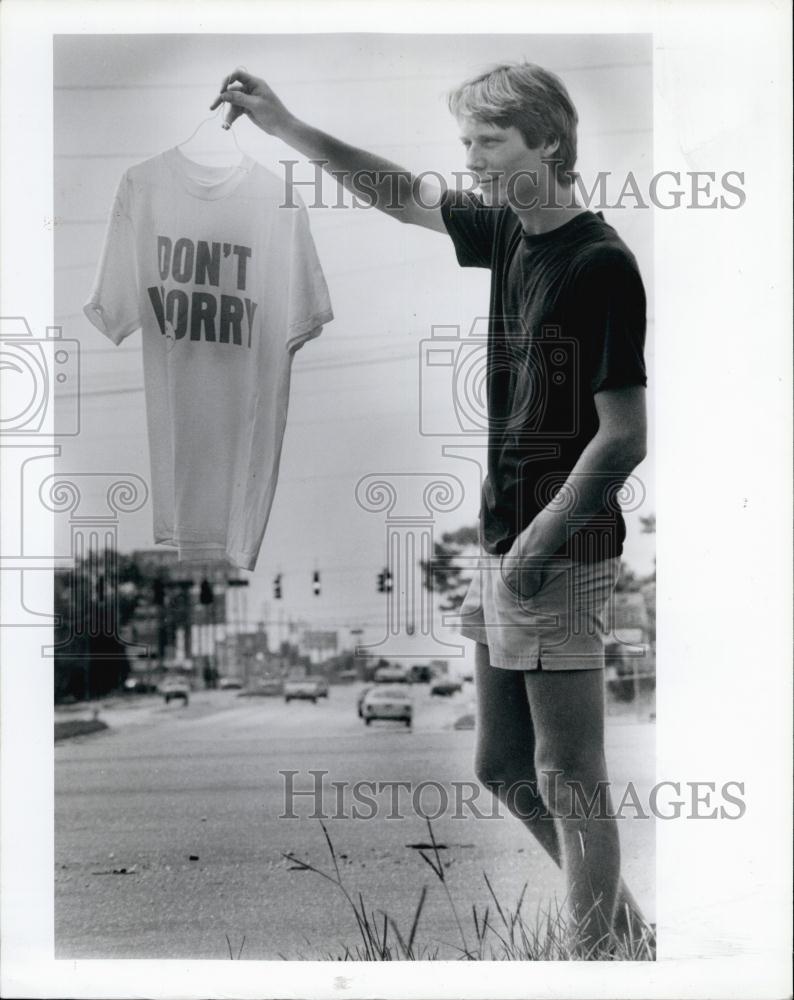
top-left (542, 135), bottom-right (560, 156)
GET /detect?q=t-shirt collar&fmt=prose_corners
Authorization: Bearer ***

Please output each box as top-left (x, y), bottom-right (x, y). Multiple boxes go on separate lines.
top-left (518, 209), bottom-right (600, 245)
top-left (164, 146), bottom-right (255, 200)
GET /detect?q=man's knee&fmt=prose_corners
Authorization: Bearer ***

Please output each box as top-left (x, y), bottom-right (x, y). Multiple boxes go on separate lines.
top-left (473, 749), bottom-right (511, 790)
top-left (474, 748), bottom-right (531, 790)
top-left (534, 748), bottom-right (610, 819)
top-left (474, 750), bottom-right (547, 815)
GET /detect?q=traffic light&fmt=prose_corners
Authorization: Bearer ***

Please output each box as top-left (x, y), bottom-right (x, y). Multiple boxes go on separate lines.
top-left (199, 578), bottom-right (214, 604)
top-left (153, 578), bottom-right (165, 605)
top-left (274, 574), bottom-right (282, 599)
top-left (313, 570), bottom-right (321, 596)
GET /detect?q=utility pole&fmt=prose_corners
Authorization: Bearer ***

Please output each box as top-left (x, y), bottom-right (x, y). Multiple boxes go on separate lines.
top-left (226, 578), bottom-right (250, 680)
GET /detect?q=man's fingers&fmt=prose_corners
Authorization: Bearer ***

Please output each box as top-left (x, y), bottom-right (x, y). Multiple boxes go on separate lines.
top-left (219, 67), bottom-right (253, 93)
top-left (210, 68), bottom-right (254, 110)
top-left (222, 105), bottom-right (245, 127)
top-left (218, 89), bottom-right (257, 110)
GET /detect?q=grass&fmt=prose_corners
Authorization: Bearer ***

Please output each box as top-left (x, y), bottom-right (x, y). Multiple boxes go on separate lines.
top-left (277, 816), bottom-right (656, 962)
top-left (54, 718), bottom-right (108, 741)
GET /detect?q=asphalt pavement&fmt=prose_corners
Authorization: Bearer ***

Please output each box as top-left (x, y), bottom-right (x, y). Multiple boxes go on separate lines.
top-left (55, 683), bottom-right (655, 959)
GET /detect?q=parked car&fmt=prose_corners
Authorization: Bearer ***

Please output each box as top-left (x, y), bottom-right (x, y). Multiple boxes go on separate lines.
top-left (124, 677), bottom-right (158, 694)
top-left (219, 676), bottom-right (243, 690)
top-left (409, 664), bottom-right (433, 683)
top-left (361, 685), bottom-right (413, 727)
top-left (374, 665), bottom-right (410, 684)
top-left (254, 678), bottom-right (284, 696)
top-left (430, 678), bottom-right (463, 697)
top-left (284, 678), bottom-right (324, 704)
top-left (159, 678), bottom-right (190, 705)
top-left (357, 685), bottom-right (373, 718)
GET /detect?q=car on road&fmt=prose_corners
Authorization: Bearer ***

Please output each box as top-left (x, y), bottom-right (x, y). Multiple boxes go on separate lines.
top-left (360, 685), bottom-right (413, 727)
top-left (356, 685), bottom-right (374, 718)
top-left (159, 678), bottom-right (190, 705)
top-left (374, 665), bottom-right (411, 685)
top-left (409, 664), bottom-right (433, 683)
top-left (123, 677), bottom-right (158, 694)
top-left (254, 678), bottom-right (284, 696)
top-left (284, 678), bottom-right (324, 704)
top-left (430, 677), bottom-right (463, 697)
top-left (218, 676), bottom-right (244, 690)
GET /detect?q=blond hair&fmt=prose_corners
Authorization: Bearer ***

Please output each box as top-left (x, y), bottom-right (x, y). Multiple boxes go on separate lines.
top-left (448, 62), bottom-right (579, 185)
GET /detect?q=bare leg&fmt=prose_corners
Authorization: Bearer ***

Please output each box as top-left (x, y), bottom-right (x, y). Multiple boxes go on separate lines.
top-left (523, 665), bottom-right (619, 952)
top-left (473, 641), bottom-right (559, 859)
top-left (473, 641), bottom-right (646, 944)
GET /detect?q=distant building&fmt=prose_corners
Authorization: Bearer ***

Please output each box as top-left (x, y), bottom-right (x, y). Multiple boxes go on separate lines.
top-left (131, 550), bottom-right (232, 578)
top-left (131, 548), bottom-right (182, 571)
top-left (299, 630), bottom-right (338, 663)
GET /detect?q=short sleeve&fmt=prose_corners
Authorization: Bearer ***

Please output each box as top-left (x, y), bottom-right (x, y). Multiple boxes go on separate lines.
top-left (440, 189), bottom-right (499, 269)
top-left (83, 174), bottom-right (141, 345)
top-left (285, 204), bottom-right (334, 353)
top-left (573, 251), bottom-right (648, 395)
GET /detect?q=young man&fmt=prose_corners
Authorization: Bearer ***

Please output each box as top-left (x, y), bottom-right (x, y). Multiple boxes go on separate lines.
top-left (213, 61), bottom-right (649, 952)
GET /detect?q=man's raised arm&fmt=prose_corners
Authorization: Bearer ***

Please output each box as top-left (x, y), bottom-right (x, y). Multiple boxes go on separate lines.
top-left (211, 69), bottom-right (448, 233)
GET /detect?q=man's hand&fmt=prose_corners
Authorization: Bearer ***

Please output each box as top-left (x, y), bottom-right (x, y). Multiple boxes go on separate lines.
top-left (499, 544), bottom-right (555, 602)
top-left (210, 69), bottom-right (294, 137)
top-left (208, 71), bottom-right (447, 233)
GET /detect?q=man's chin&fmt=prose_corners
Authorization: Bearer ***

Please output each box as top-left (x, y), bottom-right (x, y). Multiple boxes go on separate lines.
top-left (478, 184), bottom-right (503, 207)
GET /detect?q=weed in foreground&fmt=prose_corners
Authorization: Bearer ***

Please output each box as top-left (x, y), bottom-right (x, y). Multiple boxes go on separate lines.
top-left (274, 817), bottom-right (655, 961)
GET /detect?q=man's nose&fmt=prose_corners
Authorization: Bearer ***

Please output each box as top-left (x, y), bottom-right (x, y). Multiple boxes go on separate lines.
top-left (465, 149), bottom-right (485, 172)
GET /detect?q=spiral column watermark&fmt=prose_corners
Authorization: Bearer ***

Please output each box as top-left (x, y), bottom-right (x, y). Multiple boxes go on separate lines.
top-left (39, 473), bottom-right (148, 657)
top-left (355, 472), bottom-right (466, 658)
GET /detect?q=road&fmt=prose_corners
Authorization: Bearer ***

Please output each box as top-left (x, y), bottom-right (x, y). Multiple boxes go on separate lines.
top-left (55, 683), bottom-right (655, 960)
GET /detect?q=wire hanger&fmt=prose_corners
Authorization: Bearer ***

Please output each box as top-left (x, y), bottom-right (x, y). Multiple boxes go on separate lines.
top-left (177, 64), bottom-right (251, 159)
top-left (176, 106), bottom-right (246, 157)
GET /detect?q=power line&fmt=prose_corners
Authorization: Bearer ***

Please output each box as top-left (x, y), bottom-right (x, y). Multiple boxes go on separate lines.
top-left (54, 350), bottom-right (421, 399)
top-left (53, 63), bottom-right (651, 93)
top-left (72, 332), bottom-right (411, 353)
top-left (54, 125), bottom-right (651, 165)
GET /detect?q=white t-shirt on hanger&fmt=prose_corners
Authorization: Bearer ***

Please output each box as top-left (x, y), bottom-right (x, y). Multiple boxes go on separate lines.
top-left (84, 147), bottom-right (333, 570)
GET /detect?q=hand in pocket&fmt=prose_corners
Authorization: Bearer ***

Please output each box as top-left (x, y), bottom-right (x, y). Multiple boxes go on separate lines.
top-left (499, 545), bottom-right (554, 601)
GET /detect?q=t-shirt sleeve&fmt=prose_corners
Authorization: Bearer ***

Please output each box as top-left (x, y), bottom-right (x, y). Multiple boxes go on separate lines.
top-left (573, 250), bottom-right (648, 395)
top-left (285, 204), bottom-right (334, 353)
top-left (440, 189), bottom-right (499, 269)
top-left (83, 174), bottom-right (141, 345)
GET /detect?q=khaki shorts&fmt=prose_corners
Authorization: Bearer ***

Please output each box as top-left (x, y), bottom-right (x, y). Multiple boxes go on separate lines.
top-left (458, 553), bottom-right (621, 671)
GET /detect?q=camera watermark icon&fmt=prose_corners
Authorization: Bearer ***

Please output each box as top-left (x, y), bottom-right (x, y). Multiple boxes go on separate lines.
top-left (0, 317), bottom-right (80, 436)
top-left (419, 320), bottom-right (580, 440)
top-left (1, 315), bottom-right (86, 631)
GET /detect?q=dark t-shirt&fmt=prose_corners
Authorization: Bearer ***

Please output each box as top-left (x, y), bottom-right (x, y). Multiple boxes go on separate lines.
top-left (440, 190), bottom-right (647, 561)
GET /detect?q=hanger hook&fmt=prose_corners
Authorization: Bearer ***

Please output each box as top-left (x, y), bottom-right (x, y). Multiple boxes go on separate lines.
top-left (177, 67), bottom-right (249, 153)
